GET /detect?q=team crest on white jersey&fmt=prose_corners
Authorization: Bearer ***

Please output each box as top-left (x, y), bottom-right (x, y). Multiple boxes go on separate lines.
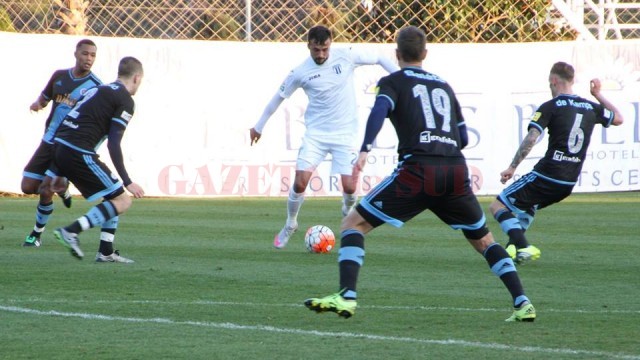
top-left (333, 64), bottom-right (342, 74)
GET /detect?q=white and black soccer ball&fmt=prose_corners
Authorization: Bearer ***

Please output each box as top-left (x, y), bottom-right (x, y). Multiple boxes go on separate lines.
top-left (304, 225), bottom-right (335, 253)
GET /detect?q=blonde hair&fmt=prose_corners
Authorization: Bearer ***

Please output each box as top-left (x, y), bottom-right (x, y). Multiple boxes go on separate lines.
top-left (550, 62), bottom-right (574, 82)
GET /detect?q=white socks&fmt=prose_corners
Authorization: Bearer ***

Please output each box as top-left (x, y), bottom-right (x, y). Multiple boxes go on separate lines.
top-left (286, 189), bottom-right (304, 227)
top-left (342, 193), bottom-right (357, 216)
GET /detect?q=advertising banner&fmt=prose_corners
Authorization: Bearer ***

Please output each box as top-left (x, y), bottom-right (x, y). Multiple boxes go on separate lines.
top-left (1, 33), bottom-right (638, 197)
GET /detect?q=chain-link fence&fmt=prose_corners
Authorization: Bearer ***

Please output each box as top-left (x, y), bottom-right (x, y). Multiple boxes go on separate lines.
top-left (1, 1), bottom-right (639, 42)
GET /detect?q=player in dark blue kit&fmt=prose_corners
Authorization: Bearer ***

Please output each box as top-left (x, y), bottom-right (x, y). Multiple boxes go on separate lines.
top-left (51, 56), bottom-right (145, 263)
top-left (22, 39), bottom-right (101, 247)
top-left (305, 26), bottom-right (536, 322)
top-left (489, 62), bottom-right (624, 264)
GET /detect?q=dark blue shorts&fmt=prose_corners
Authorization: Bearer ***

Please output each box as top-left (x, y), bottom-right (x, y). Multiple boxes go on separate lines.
top-left (497, 171), bottom-right (574, 216)
top-left (23, 141), bottom-right (54, 181)
top-left (52, 143), bottom-right (124, 201)
top-left (356, 156), bottom-right (487, 236)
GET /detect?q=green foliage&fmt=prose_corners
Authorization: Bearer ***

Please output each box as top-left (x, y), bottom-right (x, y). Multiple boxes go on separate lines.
top-left (0, 0), bottom-right (582, 42)
top-left (305, 3), bottom-right (351, 42)
top-left (0, 194), bottom-right (639, 359)
top-left (53, 0), bottom-right (89, 35)
top-left (0, 6), bottom-right (15, 32)
top-left (193, 12), bottom-right (242, 41)
top-left (345, 0), bottom-right (576, 43)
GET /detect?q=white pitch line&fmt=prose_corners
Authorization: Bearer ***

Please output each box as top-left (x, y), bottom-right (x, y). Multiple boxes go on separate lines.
top-left (1, 305), bottom-right (639, 360)
top-left (2, 298), bottom-right (639, 315)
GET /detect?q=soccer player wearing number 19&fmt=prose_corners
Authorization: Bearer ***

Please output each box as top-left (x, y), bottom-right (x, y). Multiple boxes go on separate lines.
top-left (305, 26), bottom-right (536, 322)
top-left (489, 62), bottom-right (624, 265)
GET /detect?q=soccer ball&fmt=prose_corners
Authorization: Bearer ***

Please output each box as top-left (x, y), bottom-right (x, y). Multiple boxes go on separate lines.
top-left (304, 225), bottom-right (335, 253)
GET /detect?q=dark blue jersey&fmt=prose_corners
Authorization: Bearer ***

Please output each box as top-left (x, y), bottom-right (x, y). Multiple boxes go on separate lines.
top-left (40, 69), bottom-right (102, 144)
top-left (529, 94), bottom-right (614, 183)
top-left (55, 81), bottom-right (135, 185)
top-left (376, 68), bottom-right (466, 159)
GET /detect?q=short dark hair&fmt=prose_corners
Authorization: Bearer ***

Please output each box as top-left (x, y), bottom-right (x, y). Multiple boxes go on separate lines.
top-left (118, 56), bottom-right (143, 78)
top-left (308, 25), bottom-right (332, 44)
top-left (550, 62), bottom-right (574, 82)
top-left (396, 26), bottom-right (426, 62)
top-left (76, 39), bottom-right (96, 50)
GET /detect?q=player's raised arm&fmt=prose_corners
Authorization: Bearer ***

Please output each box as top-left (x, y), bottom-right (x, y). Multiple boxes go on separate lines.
top-left (377, 54), bottom-right (400, 73)
top-left (590, 78), bottom-right (624, 126)
top-left (351, 48), bottom-right (399, 73)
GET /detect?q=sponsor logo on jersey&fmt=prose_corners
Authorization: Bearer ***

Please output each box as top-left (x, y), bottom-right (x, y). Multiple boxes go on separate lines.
top-left (120, 110), bottom-right (133, 121)
top-left (531, 112), bottom-right (541, 121)
top-left (552, 150), bottom-right (581, 163)
top-left (603, 108), bottom-right (612, 119)
top-left (419, 131), bottom-right (458, 146)
top-left (62, 119), bottom-right (79, 129)
top-left (54, 93), bottom-right (77, 107)
top-left (308, 74), bottom-right (321, 81)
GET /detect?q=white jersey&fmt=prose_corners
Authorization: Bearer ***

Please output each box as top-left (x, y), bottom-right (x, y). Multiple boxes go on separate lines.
top-left (279, 48), bottom-right (387, 138)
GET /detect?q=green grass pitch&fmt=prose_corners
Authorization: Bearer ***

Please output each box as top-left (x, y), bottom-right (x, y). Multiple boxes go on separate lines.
top-left (1, 193), bottom-right (639, 359)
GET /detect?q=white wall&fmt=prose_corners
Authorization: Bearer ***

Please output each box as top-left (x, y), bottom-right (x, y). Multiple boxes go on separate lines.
top-left (1, 32), bottom-right (638, 197)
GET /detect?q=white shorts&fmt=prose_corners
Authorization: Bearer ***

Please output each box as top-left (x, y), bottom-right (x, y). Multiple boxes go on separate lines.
top-left (296, 135), bottom-right (356, 175)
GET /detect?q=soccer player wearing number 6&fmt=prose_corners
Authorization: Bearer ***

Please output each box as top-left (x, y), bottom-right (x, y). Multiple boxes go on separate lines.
top-left (489, 62), bottom-right (624, 264)
top-left (305, 26), bottom-right (536, 322)
top-left (51, 57), bottom-right (145, 263)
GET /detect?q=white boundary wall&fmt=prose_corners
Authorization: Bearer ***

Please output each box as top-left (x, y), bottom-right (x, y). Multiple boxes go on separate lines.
top-left (1, 32), bottom-right (639, 197)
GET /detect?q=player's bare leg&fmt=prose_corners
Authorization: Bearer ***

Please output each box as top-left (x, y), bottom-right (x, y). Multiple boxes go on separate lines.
top-left (49, 176), bottom-right (73, 208)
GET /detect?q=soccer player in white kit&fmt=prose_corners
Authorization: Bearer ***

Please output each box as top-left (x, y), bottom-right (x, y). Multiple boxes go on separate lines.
top-left (249, 25), bottom-right (399, 249)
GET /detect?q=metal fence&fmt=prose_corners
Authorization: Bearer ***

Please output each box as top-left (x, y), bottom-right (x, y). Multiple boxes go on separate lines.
top-left (1, 0), bottom-right (639, 42)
